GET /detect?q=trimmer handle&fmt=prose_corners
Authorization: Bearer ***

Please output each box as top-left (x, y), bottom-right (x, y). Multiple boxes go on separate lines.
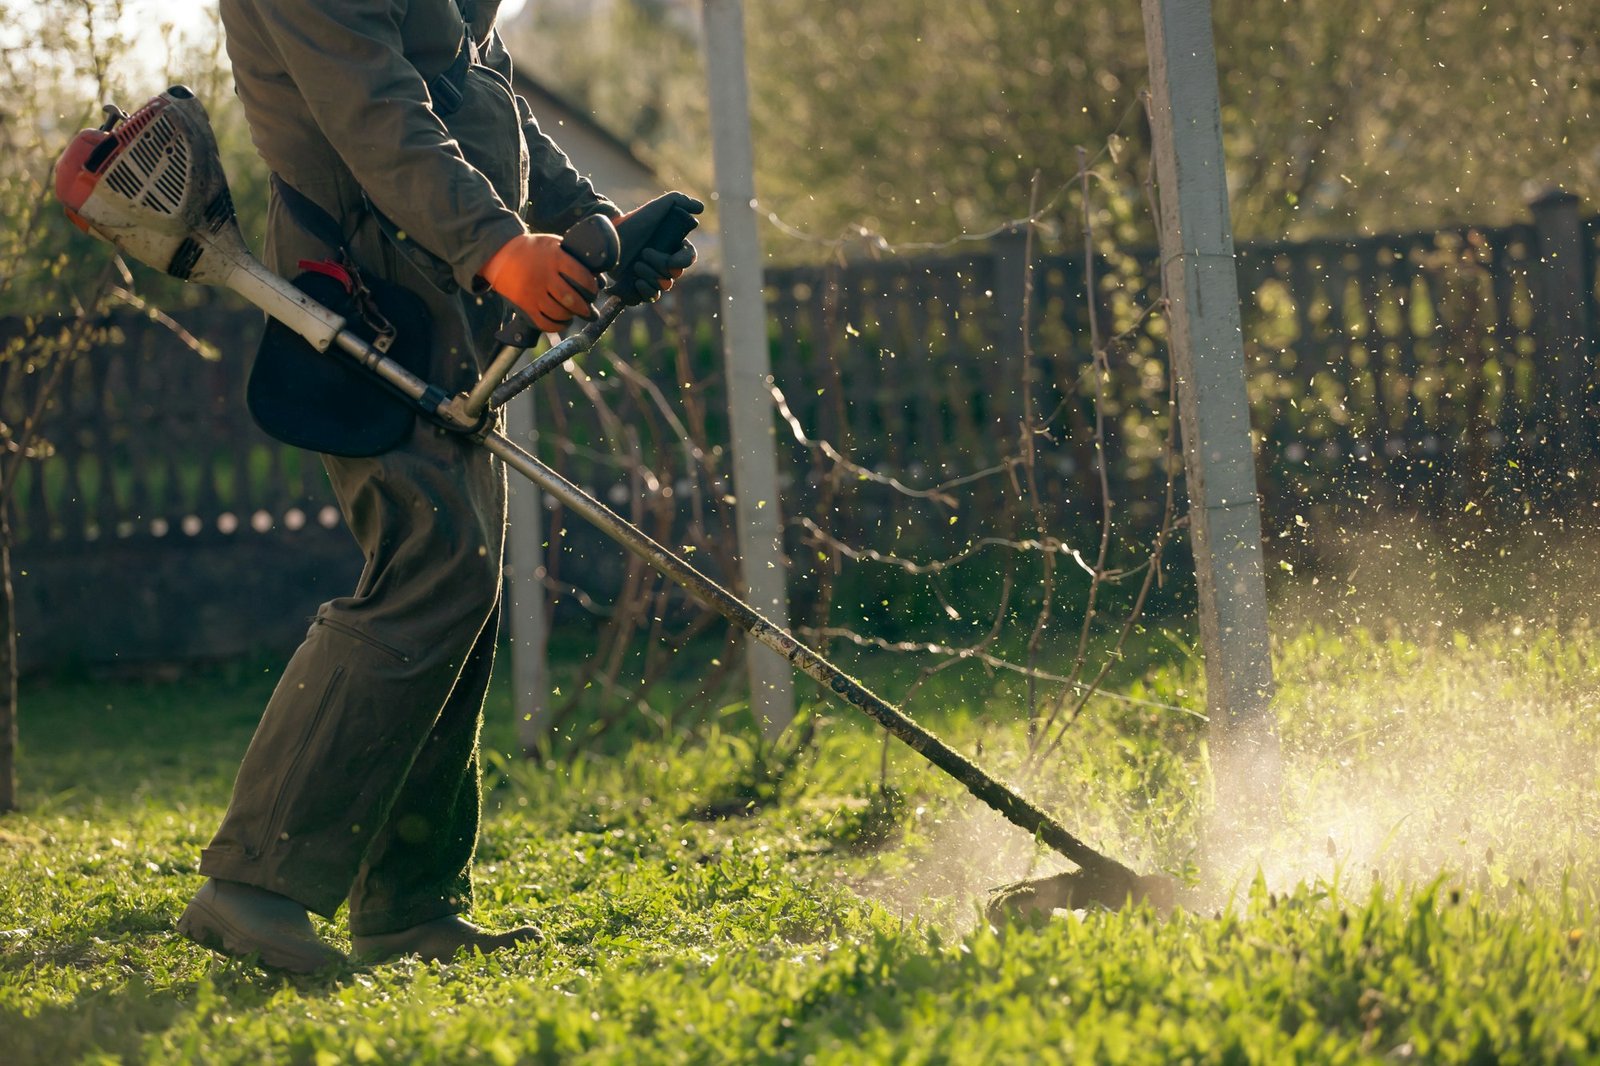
top-left (606, 191), bottom-right (702, 305)
top-left (561, 212), bottom-right (622, 275)
top-left (496, 213), bottom-right (621, 348)
top-left (636, 199), bottom-right (701, 258)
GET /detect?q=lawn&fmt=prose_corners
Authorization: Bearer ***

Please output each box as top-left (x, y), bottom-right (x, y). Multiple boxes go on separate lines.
top-left (2, 606), bottom-right (1598, 1063)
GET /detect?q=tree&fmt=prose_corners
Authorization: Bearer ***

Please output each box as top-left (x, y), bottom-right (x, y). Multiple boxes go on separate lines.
top-left (0, 0), bottom-right (241, 810)
top-left (0, 0), bottom-right (128, 810)
top-left (506, 0), bottom-right (1600, 256)
top-left (1215, 0), bottom-right (1600, 237)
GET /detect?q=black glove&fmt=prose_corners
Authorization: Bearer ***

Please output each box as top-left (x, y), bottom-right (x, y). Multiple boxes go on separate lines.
top-left (609, 191), bottom-right (704, 306)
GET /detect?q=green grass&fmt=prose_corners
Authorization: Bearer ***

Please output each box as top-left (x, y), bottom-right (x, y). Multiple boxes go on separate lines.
top-left (2, 613), bottom-right (1598, 1064)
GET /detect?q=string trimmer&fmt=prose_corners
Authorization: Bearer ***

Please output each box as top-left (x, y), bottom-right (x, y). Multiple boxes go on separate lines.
top-left (54, 86), bottom-right (1174, 918)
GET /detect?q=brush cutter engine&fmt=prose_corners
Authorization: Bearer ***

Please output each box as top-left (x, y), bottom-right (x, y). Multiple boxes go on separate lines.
top-left (56, 87), bottom-right (224, 281)
top-left (53, 86), bottom-right (346, 352)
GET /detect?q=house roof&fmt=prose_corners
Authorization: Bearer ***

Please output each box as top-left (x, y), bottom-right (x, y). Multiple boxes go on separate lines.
top-left (508, 68), bottom-right (656, 181)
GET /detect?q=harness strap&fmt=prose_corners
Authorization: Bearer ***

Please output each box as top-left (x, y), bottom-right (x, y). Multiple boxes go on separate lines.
top-left (431, 0), bottom-right (480, 118)
top-left (272, 172), bottom-right (350, 253)
top-left (297, 258), bottom-right (354, 292)
top-left (428, 31), bottom-right (476, 117)
top-left (270, 174), bottom-right (398, 351)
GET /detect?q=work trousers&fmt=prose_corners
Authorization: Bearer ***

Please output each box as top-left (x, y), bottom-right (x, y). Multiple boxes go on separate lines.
top-left (200, 416), bottom-right (508, 935)
top-left (203, 0), bottom-right (595, 935)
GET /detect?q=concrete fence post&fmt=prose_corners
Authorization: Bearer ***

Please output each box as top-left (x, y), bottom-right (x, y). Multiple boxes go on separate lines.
top-left (505, 389), bottom-right (553, 755)
top-left (703, 0), bottom-right (797, 740)
top-left (1528, 189), bottom-right (1594, 464)
top-left (1141, 0), bottom-right (1279, 819)
top-left (991, 225), bottom-right (1032, 430)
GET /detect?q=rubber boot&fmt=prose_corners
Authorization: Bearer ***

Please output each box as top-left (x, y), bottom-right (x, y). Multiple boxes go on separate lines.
top-left (177, 877), bottom-right (345, 974)
top-left (351, 915), bottom-right (539, 964)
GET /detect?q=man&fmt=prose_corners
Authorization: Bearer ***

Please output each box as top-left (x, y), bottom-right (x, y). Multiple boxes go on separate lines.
top-left (177, 0), bottom-right (696, 972)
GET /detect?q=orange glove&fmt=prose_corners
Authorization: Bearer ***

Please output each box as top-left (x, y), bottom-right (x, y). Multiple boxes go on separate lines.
top-left (480, 233), bottom-right (600, 333)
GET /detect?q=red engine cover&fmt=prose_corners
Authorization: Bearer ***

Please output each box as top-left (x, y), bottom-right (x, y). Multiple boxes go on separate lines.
top-left (52, 128), bottom-right (112, 230)
top-left (52, 94), bottom-right (172, 231)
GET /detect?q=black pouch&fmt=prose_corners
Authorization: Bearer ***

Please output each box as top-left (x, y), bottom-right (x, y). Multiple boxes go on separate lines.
top-left (247, 264), bottom-right (432, 458)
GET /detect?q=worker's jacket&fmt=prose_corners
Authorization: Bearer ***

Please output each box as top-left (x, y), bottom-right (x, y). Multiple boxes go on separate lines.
top-left (220, 0), bottom-right (614, 309)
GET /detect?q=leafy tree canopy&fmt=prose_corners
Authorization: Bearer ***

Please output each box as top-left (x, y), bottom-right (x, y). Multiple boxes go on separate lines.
top-left (508, 0), bottom-right (1600, 258)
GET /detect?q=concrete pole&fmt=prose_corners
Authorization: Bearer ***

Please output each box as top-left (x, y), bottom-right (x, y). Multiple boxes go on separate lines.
top-left (701, 0), bottom-right (796, 739)
top-left (1528, 188), bottom-right (1593, 477)
top-left (505, 388), bottom-right (553, 755)
top-left (1140, 0), bottom-right (1278, 797)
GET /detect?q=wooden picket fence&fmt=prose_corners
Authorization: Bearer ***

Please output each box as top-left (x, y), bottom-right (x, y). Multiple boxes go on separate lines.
top-left (4, 197), bottom-right (1596, 667)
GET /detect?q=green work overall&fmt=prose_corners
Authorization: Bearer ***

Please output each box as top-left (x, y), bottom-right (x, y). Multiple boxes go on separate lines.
top-left (200, 0), bottom-right (615, 935)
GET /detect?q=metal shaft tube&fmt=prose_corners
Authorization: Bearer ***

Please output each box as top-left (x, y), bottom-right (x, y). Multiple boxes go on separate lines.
top-left (334, 330), bottom-right (435, 406)
top-left (226, 250), bottom-right (1150, 893)
top-left (463, 341), bottom-right (531, 418)
top-left (480, 427), bottom-right (1138, 887)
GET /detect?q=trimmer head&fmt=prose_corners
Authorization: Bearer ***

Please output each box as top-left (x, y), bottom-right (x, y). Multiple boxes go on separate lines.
top-left (985, 868), bottom-right (1178, 925)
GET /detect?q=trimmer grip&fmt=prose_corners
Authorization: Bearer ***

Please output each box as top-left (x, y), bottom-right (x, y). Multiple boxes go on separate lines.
top-left (560, 213), bottom-right (620, 275)
top-left (496, 215), bottom-right (622, 348)
top-left (641, 205), bottom-right (699, 257)
top-left (496, 310), bottom-right (543, 350)
top-left (606, 192), bottom-right (703, 305)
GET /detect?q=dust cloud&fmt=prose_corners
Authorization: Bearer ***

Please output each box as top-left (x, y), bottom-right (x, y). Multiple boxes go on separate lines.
top-left (863, 517), bottom-right (1600, 924)
top-left (1209, 514), bottom-right (1600, 906)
